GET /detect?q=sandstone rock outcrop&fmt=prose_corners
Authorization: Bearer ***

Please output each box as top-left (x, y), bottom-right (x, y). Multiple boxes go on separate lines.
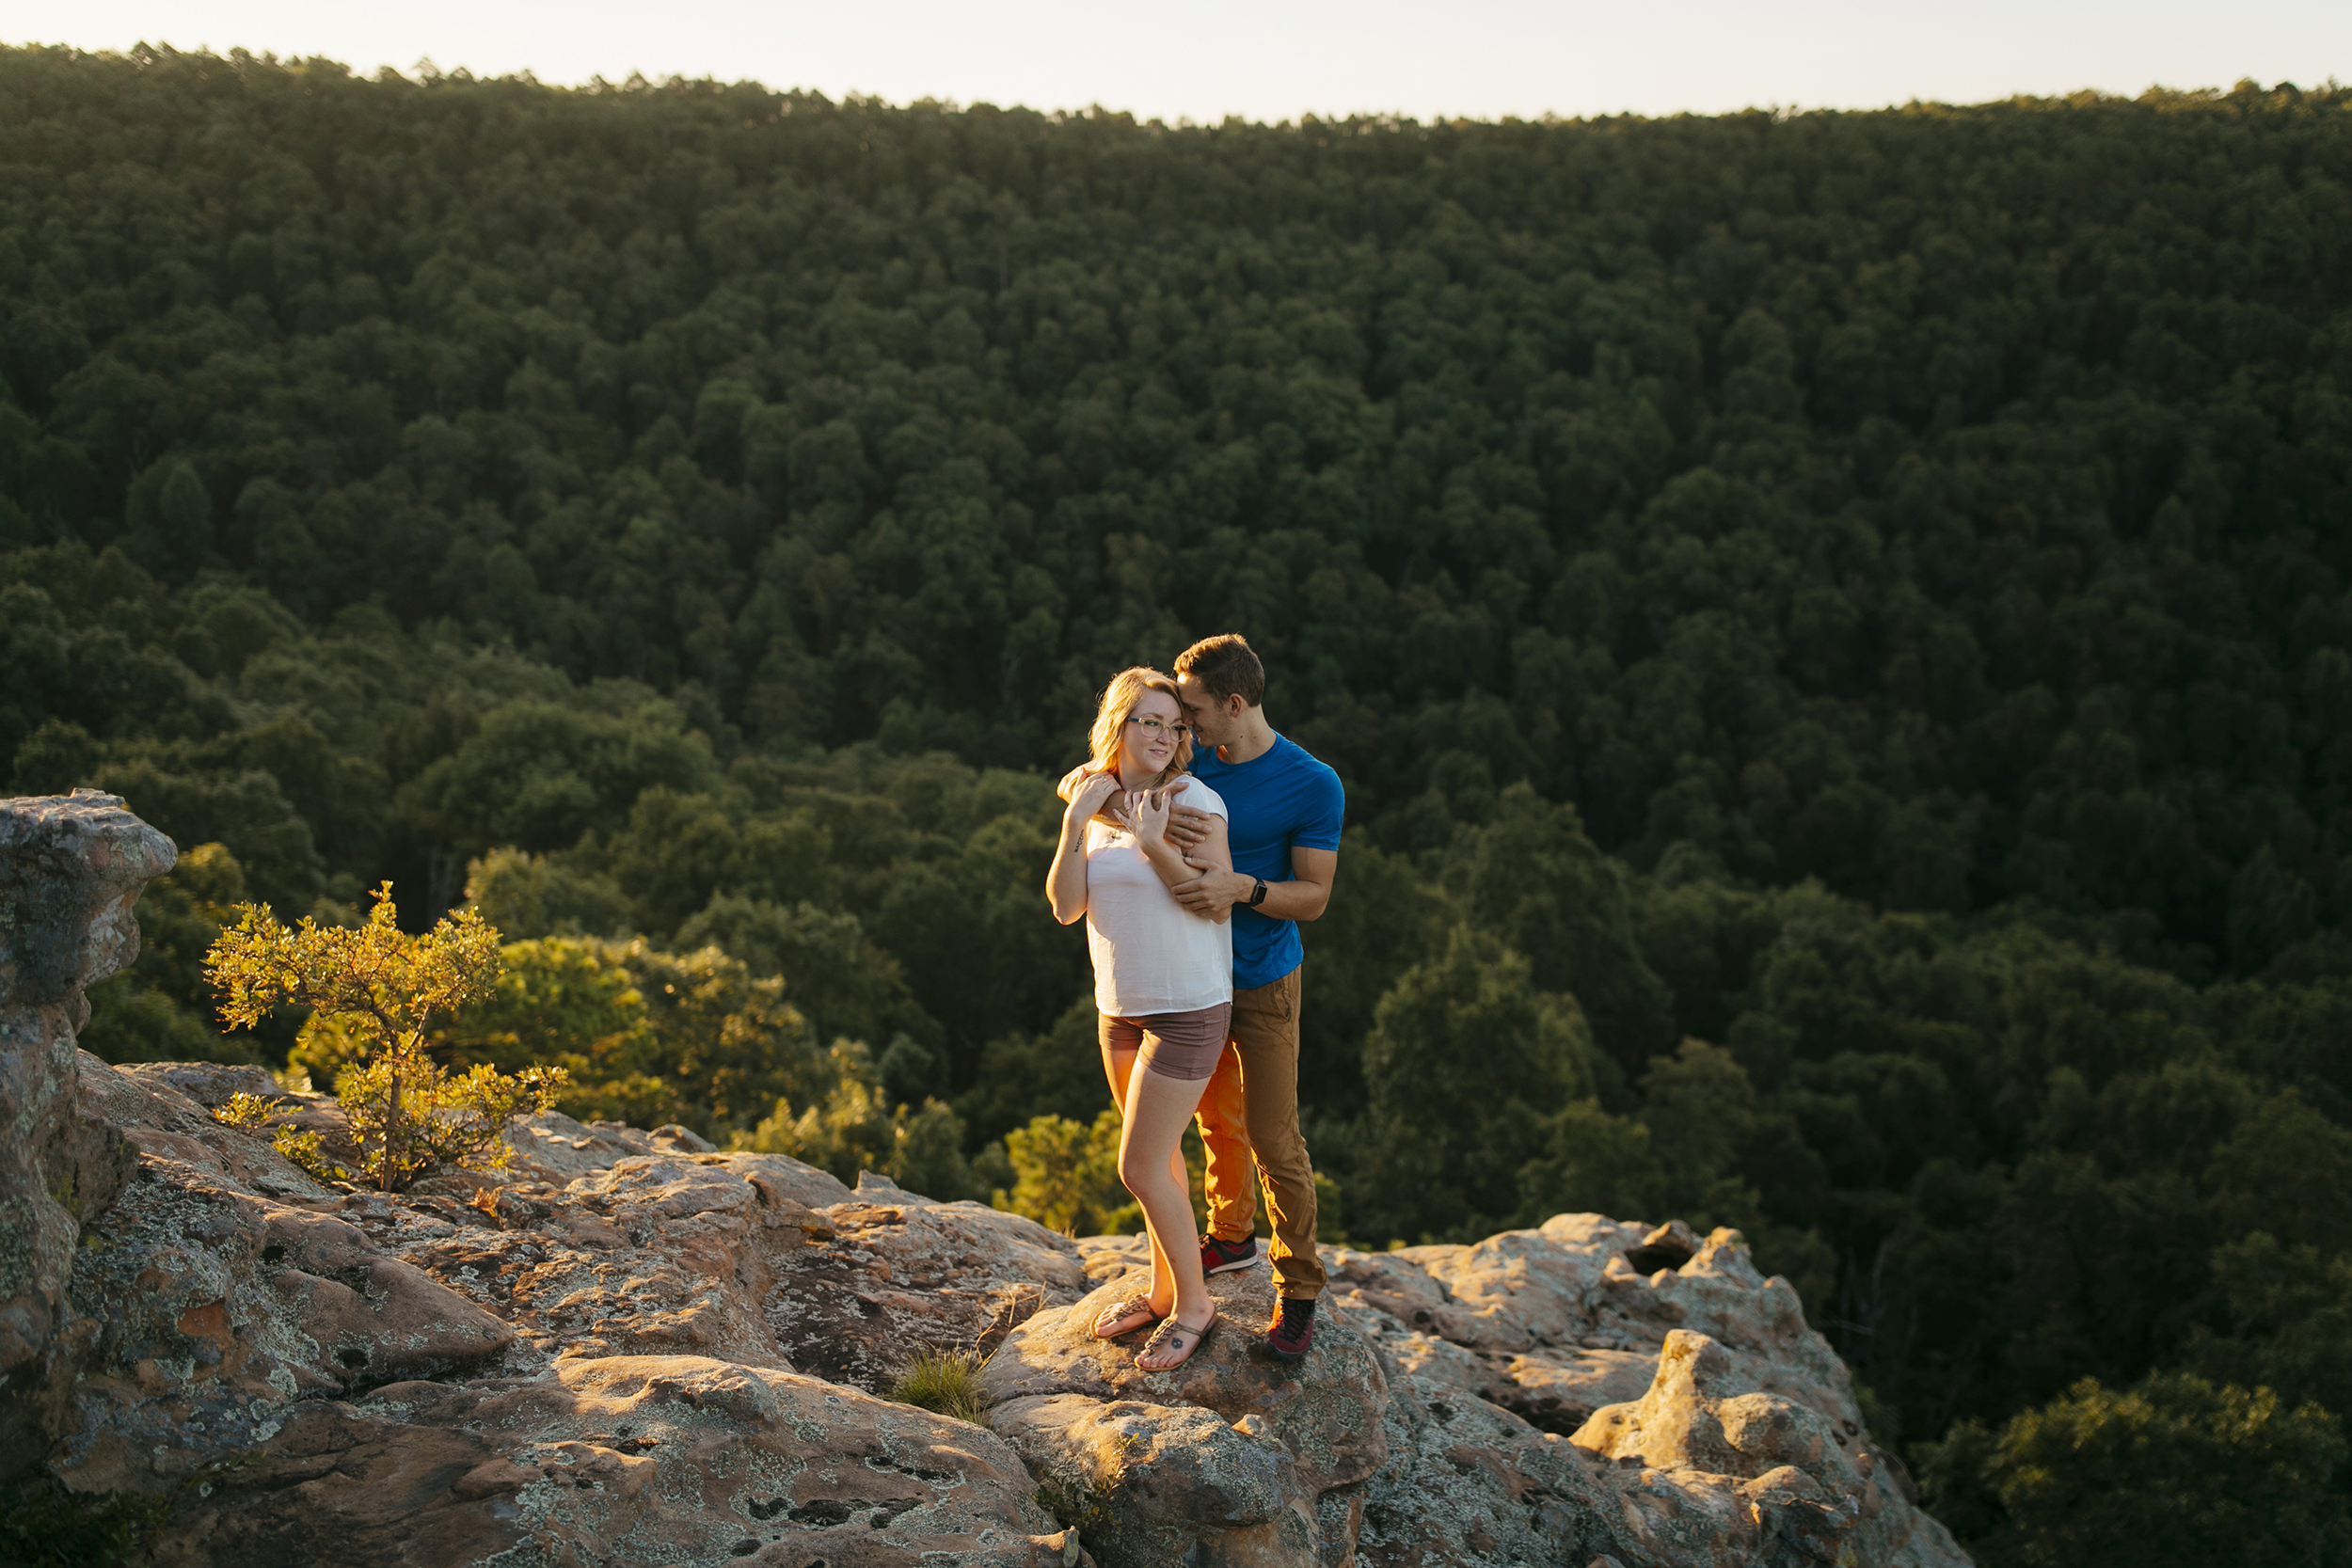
top-left (983, 1261), bottom-right (1389, 1567)
top-left (21, 1053), bottom-right (1106, 1555)
top-left (0, 791), bottom-right (172, 1388)
top-left (1327, 1217), bottom-right (1967, 1566)
top-left (151, 1355), bottom-right (1085, 1568)
top-left (1, 792), bottom-right (1969, 1567)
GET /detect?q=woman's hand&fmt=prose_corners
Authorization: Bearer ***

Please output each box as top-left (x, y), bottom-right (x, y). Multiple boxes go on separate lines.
top-left (1125, 786), bottom-right (1200, 898)
top-left (1049, 769), bottom-right (1120, 926)
top-left (1127, 785), bottom-right (1174, 846)
top-left (1066, 768), bottom-right (1120, 824)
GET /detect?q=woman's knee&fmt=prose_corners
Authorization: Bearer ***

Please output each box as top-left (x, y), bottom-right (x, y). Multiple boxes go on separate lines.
top-left (1120, 1138), bottom-right (1172, 1196)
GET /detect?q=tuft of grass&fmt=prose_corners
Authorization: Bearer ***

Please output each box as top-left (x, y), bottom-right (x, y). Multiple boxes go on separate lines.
top-left (891, 1346), bottom-right (990, 1424)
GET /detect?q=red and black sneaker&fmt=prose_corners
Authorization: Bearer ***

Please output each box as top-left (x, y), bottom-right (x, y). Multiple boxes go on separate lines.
top-left (1200, 1234), bottom-right (1262, 1276)
top-left (1265, 1295), bottom-right (1316, 1362)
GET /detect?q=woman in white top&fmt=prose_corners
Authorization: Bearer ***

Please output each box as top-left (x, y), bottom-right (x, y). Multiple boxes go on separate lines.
top-left (1046, 667), bottom-right (1233, 1371)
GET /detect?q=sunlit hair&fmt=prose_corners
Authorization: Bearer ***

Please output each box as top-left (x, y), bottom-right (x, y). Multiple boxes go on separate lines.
top-left (1175, 632), bottom-right (1265, 708)
top-left (1086, 666), bottom-right (1192, 790)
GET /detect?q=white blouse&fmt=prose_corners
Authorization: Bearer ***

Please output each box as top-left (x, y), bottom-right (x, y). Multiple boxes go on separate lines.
top-left (1083, 782), bottom-right (1233, 1017)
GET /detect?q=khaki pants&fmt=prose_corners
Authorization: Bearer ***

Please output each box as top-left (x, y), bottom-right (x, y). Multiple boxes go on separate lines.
top-left (1194, 965), bottom-right (1324, 1300)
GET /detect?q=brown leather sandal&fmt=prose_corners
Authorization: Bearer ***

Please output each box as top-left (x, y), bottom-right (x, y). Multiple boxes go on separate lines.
top-left (1091, 1294), bottom-right (1163, 1339)
top-left (1136, 1308), bottom-right (1217, 1372)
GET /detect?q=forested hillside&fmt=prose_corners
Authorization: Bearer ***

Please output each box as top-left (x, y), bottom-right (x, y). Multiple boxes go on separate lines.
top-left (6, 44), bottom-right (2352, 1560)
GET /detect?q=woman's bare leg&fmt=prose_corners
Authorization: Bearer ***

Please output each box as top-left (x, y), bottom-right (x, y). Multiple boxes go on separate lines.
top-left (1120, 1067), bottom-right (1213, 1331)
top-left (1099, 1039), bottom-right (1167, 1307)
top-left (1103, 1037), bottom-right (1200, 1313)
top-left (1101, 1038), bottom-right (1138, 1108)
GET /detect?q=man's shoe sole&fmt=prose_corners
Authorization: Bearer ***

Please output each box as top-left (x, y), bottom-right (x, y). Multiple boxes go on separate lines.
top-left (1264, 1335), bottom-right (1311, 1363)
top-left (1204, 1247), bottom-right (1263, 1276)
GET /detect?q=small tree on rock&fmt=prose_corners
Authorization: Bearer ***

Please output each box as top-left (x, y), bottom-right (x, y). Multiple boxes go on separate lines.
top-left (206, 883), bottom-right (564, 1190)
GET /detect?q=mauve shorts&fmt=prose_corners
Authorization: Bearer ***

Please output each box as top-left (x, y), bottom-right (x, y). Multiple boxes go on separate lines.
top-left (1098, 1004), bottom-right (1234, 1081)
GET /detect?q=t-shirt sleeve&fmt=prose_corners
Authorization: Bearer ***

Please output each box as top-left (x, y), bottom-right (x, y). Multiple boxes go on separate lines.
top-left (1188, 782), bottom-right (1229, 819)
top-left (1293, 763), bottom-right (1344, 851)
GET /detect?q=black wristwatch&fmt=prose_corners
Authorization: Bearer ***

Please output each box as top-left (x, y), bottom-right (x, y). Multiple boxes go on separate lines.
top-left (1248, 878), bottom-right (1268, 909)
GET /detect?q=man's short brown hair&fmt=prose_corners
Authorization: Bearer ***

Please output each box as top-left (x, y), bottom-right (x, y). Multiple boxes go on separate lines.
top-left (1175, 633), bottom-right (1265, 708)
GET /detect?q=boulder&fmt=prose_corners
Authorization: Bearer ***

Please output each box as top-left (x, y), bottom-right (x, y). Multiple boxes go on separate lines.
top-left (1326, 1214), bottom-right (1867, 1437)
top-left (148, 1355), bottom-right (1088, 1568)
top-left (79, 1053), bottom-right (340, 1202)
top-left (47, 1092), bottom-right (515, 1494)
top-left (0, 791), bottom-right (172, 1380)
top-left (982, 1265), bottom-right (1388, 1567)
top-left (501, 1109), bottom-right (660, 1183)
top-left (1567, 1329), bottom-right (1969, 1567)
top-left (1353, 1367), bottom-right (1603, 1565)
top-left (116, 1061), bottom-right (282, 1107)
top-left (1072, 1233), bottom-right (1152, 1283)
top-left (765, 1193), bottom-right (1092, 1386)
top-left (1483, 1345), bottom-right (1661, 1434)
top-left (117, 1089), bottom-right (1094, 1387)
top-left (1352, 1325), bottom-right (1971, 1568)
top-left (26, 1061), bottom-right (1107, 1565)
top-left (1333, 1240), bottom-right (1971, 1568)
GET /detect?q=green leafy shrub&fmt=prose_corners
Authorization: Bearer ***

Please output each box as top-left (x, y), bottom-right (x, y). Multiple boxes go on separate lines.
top-left (994, 1110), bottom-right (1132, 1238)
top-left (734, 1041), bottom-right (977, 1200)
top-left (432, 933), bottom-right (828, 1138)
top-left (212, 1090), bottom-right (348, 1183)
top-left (206, 886), bottom-right (564, 1190)
top-left (990, 1108), bottom-right (1212, 1239)
top-left (336, 1057), bottom-right (567, 1189)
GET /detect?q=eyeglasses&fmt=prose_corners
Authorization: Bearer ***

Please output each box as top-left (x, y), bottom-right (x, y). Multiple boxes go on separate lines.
top-left (1125, 716), bottom-right (1191, 740)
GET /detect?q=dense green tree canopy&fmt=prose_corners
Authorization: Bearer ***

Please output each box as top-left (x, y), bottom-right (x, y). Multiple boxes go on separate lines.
top-left (4, 51), bottom-right (2349, 976)
top-left (8, 48), bottom-right (2352, 1562)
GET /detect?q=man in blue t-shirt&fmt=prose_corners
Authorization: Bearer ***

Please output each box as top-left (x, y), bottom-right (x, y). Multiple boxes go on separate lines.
top-left (1163, 633), bottom-right (1343, 1362)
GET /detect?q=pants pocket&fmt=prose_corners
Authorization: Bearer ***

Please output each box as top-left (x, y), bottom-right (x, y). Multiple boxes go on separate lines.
top-left (1236, 971), bottom-right (1299, 1025)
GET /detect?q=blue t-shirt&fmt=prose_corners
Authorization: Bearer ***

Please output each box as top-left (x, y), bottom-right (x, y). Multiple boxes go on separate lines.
top-left (1187, 735), bottom-right (1345, 990)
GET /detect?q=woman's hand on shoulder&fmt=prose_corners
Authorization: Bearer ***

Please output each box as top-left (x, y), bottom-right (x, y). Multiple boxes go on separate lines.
top-left (1065, 768), bottom-right (1120, 826)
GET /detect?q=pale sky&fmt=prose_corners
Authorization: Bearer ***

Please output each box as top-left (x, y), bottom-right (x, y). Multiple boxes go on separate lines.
top-left (8, 0), bottom-right (2347, 123)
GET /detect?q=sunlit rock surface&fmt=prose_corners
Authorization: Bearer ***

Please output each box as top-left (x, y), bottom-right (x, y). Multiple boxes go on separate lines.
top-left (1, 793), bottom-right (1966, 1566)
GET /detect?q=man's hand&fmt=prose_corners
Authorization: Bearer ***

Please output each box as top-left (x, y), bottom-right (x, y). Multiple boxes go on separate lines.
top-left (1167, 801), bottom-right (1216, 852)
top-left (1173, 867), bottom-right (1252, 919)
top-left (1058, 763), bottom-right (1189, 807)
top-left (1179, 848), bottom-right (1338, 925)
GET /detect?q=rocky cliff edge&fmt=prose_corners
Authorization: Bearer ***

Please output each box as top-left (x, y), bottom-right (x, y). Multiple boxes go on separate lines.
top-left (0, 791), bottom-right (1969, 1568)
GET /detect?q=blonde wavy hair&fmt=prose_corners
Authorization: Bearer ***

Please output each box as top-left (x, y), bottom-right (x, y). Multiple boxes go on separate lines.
top-left (1087, 666), bottom-right (1193, 791)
